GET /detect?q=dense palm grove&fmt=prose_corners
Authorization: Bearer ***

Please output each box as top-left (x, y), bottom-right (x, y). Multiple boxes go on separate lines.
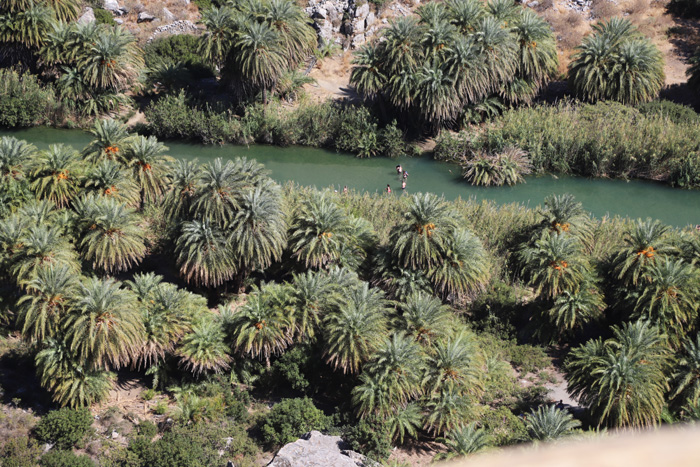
top-left (1, 121), bottom-right (700, 465)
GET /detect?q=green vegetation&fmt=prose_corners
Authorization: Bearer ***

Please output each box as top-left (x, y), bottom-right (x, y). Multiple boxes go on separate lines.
top-left (350, 0), bottom-right (558, 129)
top-left (435, 101), bottom-right (700, 188)
top-left (0, 69), bottom-right (58, 128)
top-left (1, 123), bottom-right (700, 465)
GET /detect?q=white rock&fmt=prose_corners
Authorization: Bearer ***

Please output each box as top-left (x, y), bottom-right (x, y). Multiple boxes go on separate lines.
top-left (115, 18), bottom-right (123, 24)
top-left (352, 33), bottom-right (366, 47)
top-left (111, 431), bottom-right (119, 439)
top-left (268, 431), bottom-right (373, 467)
top-left (162, 7), bottom-right (175, 21)
top-left (77, 7), bottom-right (95, 24)
top-left (353, 18), bottom-right (365, 33)
top-left (354, 2), bottom-right (369, 18)
top-left (138, 11), bottom-right (156, 22)
top-left (381, 18), bottom-right (388, 23)
top-left (365, 11), bottom-right (375, 27)
top-left (102, 0), bottom-right (121, 13)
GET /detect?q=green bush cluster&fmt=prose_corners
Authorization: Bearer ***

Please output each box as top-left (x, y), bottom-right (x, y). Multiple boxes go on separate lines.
top-left (39, 450), bottom-right (95, 467)
top-left (143, 35), bottom-right (215, 80)
top-left (145, 94), bottom-right (417, 157)
top-left (436, 101), bottom-right (700, 188)
top-left (34, 408), bottom-right (93, 450)
top-left (260, 398), bottom-right (330, 447)
top-left (93, 8), bottom-right (116, 25)
top-left (0, 70), bottom-right (57, 128)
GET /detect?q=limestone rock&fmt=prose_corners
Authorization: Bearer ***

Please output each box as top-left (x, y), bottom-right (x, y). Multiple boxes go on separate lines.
top-left (77, 7), bottom-right (95, 24)
top-left (103, 0), bottom-right (121, 13)
top-left (267, 431), bottom-right (372, 467)
top-left (354, 2), bottom-right (370, 18)
top-left (162, 7), bottom-right (176, 21)
top-left (138, 11), bottom-right (156, 22)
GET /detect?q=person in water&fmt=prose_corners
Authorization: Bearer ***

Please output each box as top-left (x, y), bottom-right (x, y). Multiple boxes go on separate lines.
top-left (386, 184), bottom-right (391, 194)
top-left (403, 171), bottom-right (408, 180)
top-left (396, 165), bottom-right (402, 174)
top-left (402, 180), bottom-right (406, 190)
top-left (343, 185), bottom-right (348, 194)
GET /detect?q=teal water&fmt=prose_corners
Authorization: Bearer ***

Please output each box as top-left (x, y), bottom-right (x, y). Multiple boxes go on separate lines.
top-left (3, 126), bottom-right (700, 228)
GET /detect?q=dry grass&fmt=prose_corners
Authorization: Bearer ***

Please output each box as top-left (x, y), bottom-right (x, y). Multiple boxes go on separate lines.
top-left (590, 0), bottom-right (621, 19)
top-left (546, 10), bottom-right (585, 52)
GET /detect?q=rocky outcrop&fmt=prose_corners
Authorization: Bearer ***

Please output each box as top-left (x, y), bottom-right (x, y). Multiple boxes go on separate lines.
top-left (77, 7), bottom-right (95, 24)
top-left (267, 431), bottom-right (373, 467)
top-left (103, 0), bottom-right (127, 15)
top-left (305, 0), bottom-right (386, 48)
top-left (137, 11), bottom-right (156, 22)
top-left (147, 20), bottom-right (200, 42)
top-left (162, 7), bottom-right (176, 21)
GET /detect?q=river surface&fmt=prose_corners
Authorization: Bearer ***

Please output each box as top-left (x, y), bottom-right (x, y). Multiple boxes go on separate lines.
top-left (4, 126), bottom-right (700, 227)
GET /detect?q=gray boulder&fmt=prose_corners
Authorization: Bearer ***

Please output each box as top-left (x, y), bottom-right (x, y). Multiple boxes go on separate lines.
top-left (162, 7), bottom-right (176, 21)
top-left (102, 0), bottom-right (121, 13)
top-left (77, 7), bottom-right (95, 24)
top-left (267, 431), bottom-right (372, 467)
top-left (137, 11), bottom-right (156, 22)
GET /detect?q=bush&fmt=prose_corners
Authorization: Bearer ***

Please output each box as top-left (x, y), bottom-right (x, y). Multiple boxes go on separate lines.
top-left (39, 450), bottom-right (95, 467)
top-left (638, 100), bottom-right (699, 124)
top-left (143, 35), bottom-right (214, 80)
top-left (0, 70), bottom-right (55, 128)
top-left (260, 398), bottom-right (330, 447)
top-left (472, 101), bottom-right (700, 187)
top-left (480, 407), bottom-right (528, 446)
top-left (34, 408), bottom-right (93, 450)
top-left (136, 420), bottom-right (158, 439)
top-left (343, 415), bottom-right (392, 461)
top-left (1, 436), bottom-right (42, 467)
top-left (93, 8), bottom-right (116, 25)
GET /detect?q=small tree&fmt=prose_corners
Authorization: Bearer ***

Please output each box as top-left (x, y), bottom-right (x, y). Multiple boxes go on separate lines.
top-left (259, 398), bottom-right (329, 447)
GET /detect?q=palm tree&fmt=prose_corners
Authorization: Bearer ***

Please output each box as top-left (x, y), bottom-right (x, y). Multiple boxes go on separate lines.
top-left (424, 387), bottom-right (477, 436)
top-left (79, 26), bottom-right (143, 92)
top-left (0, 1), bottom-right (54, 57)
top-left (485, 0), bottom-right (520, 23)
top-left (382, 17), bottom-right (423, 76)
top-left (288, 192), bottom-right (351, 269)
top-left (415, 61), bottom-right (459, 128)
top-left (35, 338), bottom-right (114, 407)
top-left (612, 218), bottom-right (675, 286)
top-left (438, 423), bottom-right (490, 459)
top-left (191, 158), bottom-right (245, 225)
top-left (10, 224), bottom-right (79, 285)
top-left (263, 0), bottom-right (316, 68)
top-left (670, 334), bottom-right (700, 405)
top-left (83, 160), bottom-right (139, 206)
top-left (384, 404), bottom-right (423, 445)
top-left (230, 284), bottom-right (293, 367)
top-left (390, 193), bottom-right (459, 269)
top-left (75, 196), bottom-right (146, 275)
top-left (633, 258), bottom-right (698, 345)
top-left (0, 214), bottom-right (28, 271)
top-left (83, 118), bottom-right (131, 163)
top-left (364, 333), bottom-right (425, 403)
top-left (163, 159), bottom-right (200, 221)
top-left (122, 136), bottom-right (173, 205)
top-left (198, 6), bottom-right (236, 69)
top-left (423, 330), bottom-right (484, 396)
top-left (512, 9), bottom-right (558, 89)
top-left (323, 283), bottom-right (389, 374)
top-left (289, 270), bottom-right (339, 340)
top-left (0, 136), bottom-right (36, 183)
top-left (526, 405), bottom-right (581, 441)
top-left (546, 283), bottom-right (605, 336)
top-left (568, 18), bottom-right (664, 105)
top-left (351, 372), bottom-right (395, 418)
top-left (520, 232), bottom-right (590, 299)
top-left (537, 193), bottom-right (592, 239)
top-left (445, 0), bottom-right (484, 34)
top-left (16, 264), bottom-right (77, 342)
top-left (372, 247), bottom-right (433, 301)
top-left (394, 291), bottom-right (453, 346)
top-left (29, 144), bottom-right (81, 208)
top-left (126, 275), bottom-right (200, 367)
top-left (228, 182), bottom-right (287, 271)
top-left (178, 317), bottom-right (232, 376)
top-left (350, 43), bottom-right (387, 101)
top-left (565, 321), bottom-right (670, 428)
top-left (175, 220), bottom-right (236, 288)
top-left (430, 228), bottom-right (491, 299)
top-left (63, 277), bottom-right (145, 369)
top-left (232, 21), bottom-right (286, 104)
top-left (45, 0), bottom-right (81, 22)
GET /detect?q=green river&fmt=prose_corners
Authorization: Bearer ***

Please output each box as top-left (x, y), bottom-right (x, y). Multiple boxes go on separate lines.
top-left (4, 126), bottom-right (700, 228)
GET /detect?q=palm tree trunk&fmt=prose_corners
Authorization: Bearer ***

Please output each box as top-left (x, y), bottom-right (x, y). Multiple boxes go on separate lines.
top-left (265, 354), bottom-right (271, 369)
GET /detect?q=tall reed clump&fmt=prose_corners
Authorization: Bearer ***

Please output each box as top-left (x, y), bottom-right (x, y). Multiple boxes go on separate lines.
top-left (435, 101), bottom-right (700, 188)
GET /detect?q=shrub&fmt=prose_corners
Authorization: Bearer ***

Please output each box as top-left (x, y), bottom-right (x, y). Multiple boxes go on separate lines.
top-left (343, 415), bottom-right (392, 461)
top-left (143, 35), bottom-right (214, 79)
top-left (638, 100), bottom-right (699, 124)
top-left (136, 421), bottom-right (158, 439)
top-left (142, 389), bottom-right (156, 401)
top-left (39, 450), bottom-right (95, 467)
top-left (0, 436), bottom-right (42, 467)
top-left (34, 408), bottom-right (93, 450)
top-left (93, 8), bottom-right (116, 25)
top-left (0, 70), bottom-right (55, 128)
top-left (260, 398), bottom-right (330, 447)
top-left (480, 406), bottom-right (528, 446)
